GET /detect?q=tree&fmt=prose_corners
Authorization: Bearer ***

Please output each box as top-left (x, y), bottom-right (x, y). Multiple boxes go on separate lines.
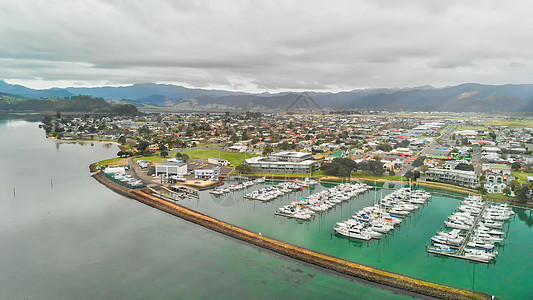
top-left (175, 152), bottom-right (190, 162)
top-left (138, 125), bottom-right (152, 135)
top-left (137, 141), bottom-right (150, 151)
top-left (412, 156), bottom-right (426, 168)
top-left (42, 115), bottom-right (52, 126)
top-left (367, 159), bottom-right (384, 175)
top-left (503, 187), bottom-right (512, 196)
top-left (397, 139), bottom-right (410, 148)
top-left (377, 142), bottom-right (392, 152)
top-left (455, 163), bottom-right (474, 171)
top-left (262, 145), bottom-right (274, 156)
top-left (147, 165), bottom-right (155, 176)
top-left (511, 161), bottom-right (522, 171)
top-left (242, 130), bottom-right (251, 141)
top-left (117, 135), bottom-right (126, 144)
top-left (235, 163), bottom-right (253, 174)
top-left (516, 185), bottom-right (530, 203)
top-left (160, 150), bottom-right (169, 158)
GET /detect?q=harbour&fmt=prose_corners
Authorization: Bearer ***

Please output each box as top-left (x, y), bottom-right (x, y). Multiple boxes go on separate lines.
top-left (2, 119), bottom-right (533, 299)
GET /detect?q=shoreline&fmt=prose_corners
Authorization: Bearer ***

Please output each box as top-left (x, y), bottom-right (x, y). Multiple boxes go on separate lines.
top-left (92, 170), bottom-right (490, 300)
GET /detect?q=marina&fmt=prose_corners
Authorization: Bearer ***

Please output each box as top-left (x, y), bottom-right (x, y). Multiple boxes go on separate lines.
top-left (427, 195), bottom-right (514, 263)
top-left (3, 120), bottom-right (533, 300)
top-left (209, 177), bottom-right (265, 195)
top-left (243, 180), bottom-right (307, 201)
top-left (334, 187), bottom-right (432, 241)
top-left (275, 182), bottom-right (370, 220)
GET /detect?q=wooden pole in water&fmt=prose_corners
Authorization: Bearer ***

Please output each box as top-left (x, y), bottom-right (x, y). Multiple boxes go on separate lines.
top-left (13, 187), bottom-right (16, 197)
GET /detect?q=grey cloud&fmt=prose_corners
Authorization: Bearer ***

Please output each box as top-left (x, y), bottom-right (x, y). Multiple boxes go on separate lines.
top-left (1, 0), bottom-right (533, 91)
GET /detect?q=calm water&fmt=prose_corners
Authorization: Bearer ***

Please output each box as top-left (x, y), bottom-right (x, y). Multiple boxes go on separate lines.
top-left (181, 173), bottom-right (533, 298)
top-left (0, 119), bottom-right (411, 299)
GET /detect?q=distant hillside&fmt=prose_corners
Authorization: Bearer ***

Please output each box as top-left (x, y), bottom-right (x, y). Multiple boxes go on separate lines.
top-left (0, 95), bottom-right (140, 115)
top-left (1, 80), bottom-right (533, 112)
top-left (0, 81), bottom-right (74, 99)
top-left (65, 83), bottom-right (246, 101)
top-left (342, 83), bottom-right (533, 112)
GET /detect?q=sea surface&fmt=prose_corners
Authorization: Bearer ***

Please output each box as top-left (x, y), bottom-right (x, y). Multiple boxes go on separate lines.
top-left (0, 118), bottom-right (412, 299)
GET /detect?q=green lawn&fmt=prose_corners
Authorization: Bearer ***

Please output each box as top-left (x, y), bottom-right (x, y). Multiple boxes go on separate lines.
top-left (95, 157), bottom-right (125, 168)
top-left (175, 148), bottom-right (260, 166)
top-left (513, 171), bottom-right (533, 183)
top-left (135, 156), bottom-right (169, 163)
top-left (482, 119), bottom-right (533, 128)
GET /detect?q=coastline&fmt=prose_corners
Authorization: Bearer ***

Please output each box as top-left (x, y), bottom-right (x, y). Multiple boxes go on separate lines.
top-left (92, 170), bottom-right (490, 300)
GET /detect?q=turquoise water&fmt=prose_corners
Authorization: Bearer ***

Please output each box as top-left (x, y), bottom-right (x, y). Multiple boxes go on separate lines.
top-left (0, 119), bottom-right (411, 299)
top-left (178, 178), bottom-right (533, 299)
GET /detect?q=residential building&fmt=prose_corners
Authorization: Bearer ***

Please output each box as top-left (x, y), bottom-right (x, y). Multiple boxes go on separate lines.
top-left (243, 151), bottom-right (317, 174)
top-left (425, 168), bottom-right (479, 187)
top-left (208, 157), bottom-right (230, 166)
top-left (194, 167), bottom-right (220, 179)
top-left (485, 182), bottom-right (507, 194)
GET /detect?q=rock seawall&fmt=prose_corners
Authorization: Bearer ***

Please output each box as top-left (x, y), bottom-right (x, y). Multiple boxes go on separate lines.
top-left (93, 171), bottom-right (490, 300)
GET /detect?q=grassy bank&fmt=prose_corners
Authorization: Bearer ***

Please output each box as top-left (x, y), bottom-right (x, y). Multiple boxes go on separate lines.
top-left (177, 148), bottom-right (260, 166)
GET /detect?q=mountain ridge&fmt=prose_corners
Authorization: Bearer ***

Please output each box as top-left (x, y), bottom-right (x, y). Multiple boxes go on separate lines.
top-left (1, 80), bottom-right (532, 112)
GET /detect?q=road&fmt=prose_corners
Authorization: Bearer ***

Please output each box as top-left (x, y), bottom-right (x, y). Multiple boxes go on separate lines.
top-left (398, 124), bottom-right (458, 176)
top-left (472, 146), bottom-right (482, 176)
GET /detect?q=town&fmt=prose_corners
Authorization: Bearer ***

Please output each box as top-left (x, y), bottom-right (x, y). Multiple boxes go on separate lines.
top-left (41, 111), bottom-right (533, 205)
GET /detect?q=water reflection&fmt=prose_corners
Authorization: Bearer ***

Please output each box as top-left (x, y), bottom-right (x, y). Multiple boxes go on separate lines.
top-left (515, 208), bottom-right (533, 228)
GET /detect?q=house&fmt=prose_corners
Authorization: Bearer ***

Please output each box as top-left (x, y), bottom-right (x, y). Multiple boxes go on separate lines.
top-left (155, 162), bottom-right (188, 177)
top-left (194, 167), bottom-right (220, 179)
top-left (485, 182), bottom-right (507, 194)
top-left (208, 157), bottom-right (230, 166)
top-left (484, 170), bottom-right (504, 184)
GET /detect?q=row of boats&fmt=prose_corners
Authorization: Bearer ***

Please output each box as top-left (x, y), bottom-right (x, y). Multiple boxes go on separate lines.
top-left (243, 180), bottom-right (312, 201)
top-left (277, 183), bottom-right (371, 220)
top-left (209, 177), bottom-right (266, 195)
top-left (108, 172), bottom-right (144, 187)
top-left (333, 188), bottom-right (432, 241)
top-left (428, 195), bottom-right (514, 263)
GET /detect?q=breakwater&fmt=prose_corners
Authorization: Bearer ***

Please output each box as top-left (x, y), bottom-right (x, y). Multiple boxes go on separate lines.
top-left (92, 171), bottom-right (490, 300)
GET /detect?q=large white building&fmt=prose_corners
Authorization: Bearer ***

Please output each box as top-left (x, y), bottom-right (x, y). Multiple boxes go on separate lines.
top-left (194, 167), bottom-right (220, 179)
top-left (425, 168), bottom-right (479, 187)
top-left (155, 162), bottom-right (188, 177)
top-left (243, 151), bottom-right (317, 174)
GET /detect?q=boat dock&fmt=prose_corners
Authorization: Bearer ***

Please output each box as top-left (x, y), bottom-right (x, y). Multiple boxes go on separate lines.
top-left (170, 185), bottom-right (199, 198)
top-left (428, 196), bottom-right (513, 264)
top-left (426, 248), bottom-right (490, 264)
top-left (456, 202), bottom-right (487, 256)
top-left (244, 194), bottom-right (271, 201)
top-left (274, 211), bottom-right (312, 221)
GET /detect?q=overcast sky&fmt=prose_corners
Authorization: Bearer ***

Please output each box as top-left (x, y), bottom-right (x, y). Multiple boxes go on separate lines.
top-left (1, 0), bottom-right (533, 92)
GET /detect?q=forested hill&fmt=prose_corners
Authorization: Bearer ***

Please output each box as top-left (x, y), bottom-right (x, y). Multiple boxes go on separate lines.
top-left (0, 95), bottom-right (140, 115)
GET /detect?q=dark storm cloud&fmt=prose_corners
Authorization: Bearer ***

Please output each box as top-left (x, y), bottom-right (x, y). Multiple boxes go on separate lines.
top-left (0, 0), bottom-right (532, 91)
